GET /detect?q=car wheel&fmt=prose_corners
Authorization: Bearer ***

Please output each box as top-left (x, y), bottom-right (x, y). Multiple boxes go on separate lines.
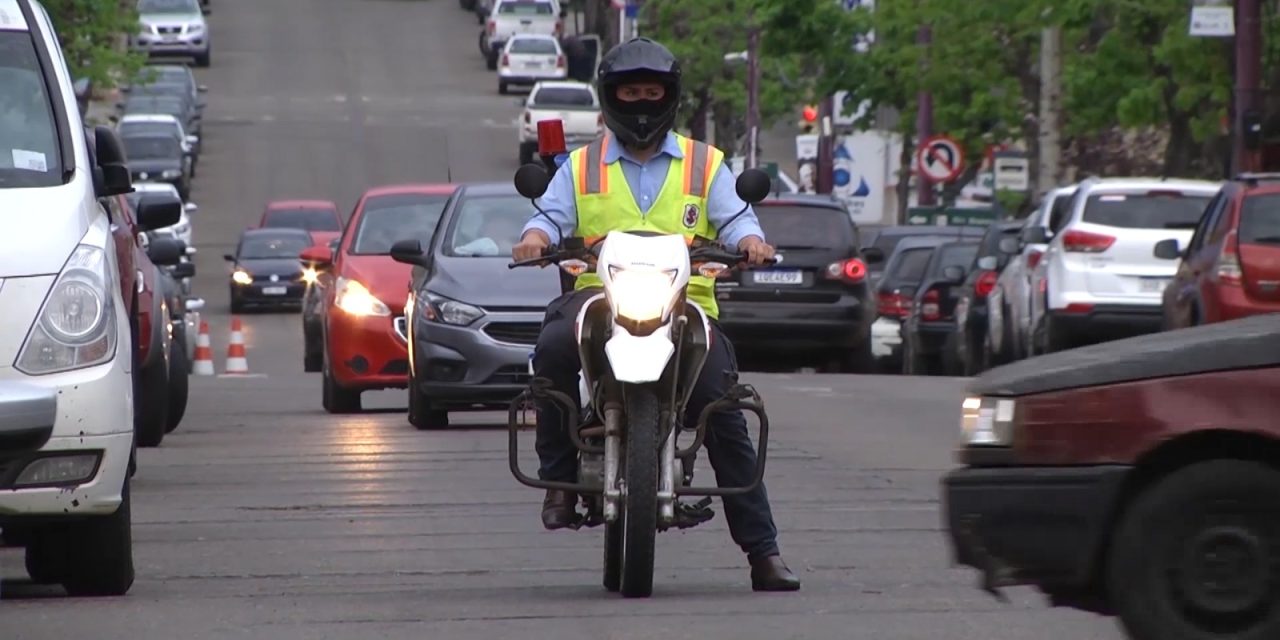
top-left (486, 52), bottom-right (498, 71)
top-left (164, 340), bottom-right (189, 434)
top-left (1107, 460), bottom-right (1280, 640)
top-left (322, 365), bottom-right (361, 413)
top-left (408, 380), bottom-right (449, 430)
top-left (195, 49), bottom-right (211, 67)
top-left (60, 478), bottom-right (135, 597)
top-left (25, 532), bottom-right (68, 584)
top-left (230, 289), bottom-right (244, 314)
top-left (498, 81), bottom-right (508, 95)
top-left (134, 357), bottom-right (169, 448)
top-left (831, 339), bottom-right (874, 374)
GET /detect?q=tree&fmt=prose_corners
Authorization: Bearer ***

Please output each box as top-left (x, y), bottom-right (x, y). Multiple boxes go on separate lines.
top-left (42, 0), bottom-right (146, 88)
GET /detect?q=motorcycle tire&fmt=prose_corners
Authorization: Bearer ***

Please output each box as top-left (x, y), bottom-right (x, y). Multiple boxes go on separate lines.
top-left (603, 511), bottom-right (623, 592)
top-left (619, 384), bottom-right (659, 598)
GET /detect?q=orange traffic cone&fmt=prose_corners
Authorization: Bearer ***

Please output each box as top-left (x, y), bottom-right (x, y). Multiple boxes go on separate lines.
top-left (224, 316), bottom-right (249, 374)
top-left (192, 321), bottom-right (214, 376)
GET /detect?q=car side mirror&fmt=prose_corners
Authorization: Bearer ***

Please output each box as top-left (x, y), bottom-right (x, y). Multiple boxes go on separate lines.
top-left (223, 253), bottom-right (235, 262)
top-left (185, 202), bottom-right (198, 213)
top-left (186, 134), bottom-right (199, 146)
top-left (514, 163), bottom-right (551, 199)
top-left (390, 239), bottom-right (428, 266)
top-left (147, 237), bottom-right (184, 266)
top-left (185, 297), bottom-right (205, 311)
top-left (1022, 226), bottom-right (1049, 244)
top-left (198, 84), bottom-right (209, 92)
top-left (136, 192), bottom-right (182, 230)
top-left (942, 265), bottom-right (966, 284)
top-left (735, 168), bottom-right (772, 204)
top-left (91, 126), bottom-right (133, 197)
top-left (997, 236), bottom-right (1020, 254)
top-left (860, 247), bottom-right (885, 264)
top-left (299, 245), bottom-right (333, 266)
top-left (976, 255), bottom-right (999, 271)
top-left (1153, 238), bottom-right (1182, 260)
top-left (171, 262), bottom-right (196, 279)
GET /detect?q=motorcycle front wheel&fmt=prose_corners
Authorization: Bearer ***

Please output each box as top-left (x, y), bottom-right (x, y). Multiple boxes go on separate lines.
top-left (619, 384), bottom-right (659, 598)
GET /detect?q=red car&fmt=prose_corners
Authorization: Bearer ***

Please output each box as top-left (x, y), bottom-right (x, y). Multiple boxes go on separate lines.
top-left (258, 199), bottom-right (343, 248)
top-left (305, 184), bottom-right (456, 413)
top-left (1158, 173), bottom-right (1280, 328)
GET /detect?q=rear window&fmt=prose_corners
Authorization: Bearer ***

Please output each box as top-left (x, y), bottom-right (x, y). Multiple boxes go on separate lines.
top-left (755, 205), bottom-right (854, 250)
top-left (1082, 192), bottom-right (1212, 229)
top-left (351, 193), bottom-right (450, 255)
top-left (531, 87), bottom-right (595, 108)
top-left (264, 209), bottom-right (341, 232)
top-left (933, 243), bottom-right (979, 274)
top-left (0, 31), bottom-right (63, 188)
top-left (510, 38), bottom-right (558, 54)
top-left (1239, 194), bottom-right (1280, 244)
top-left (889, 248), bottom-right (934, 283)
top-left (499, 1), bottom-right (554, 15)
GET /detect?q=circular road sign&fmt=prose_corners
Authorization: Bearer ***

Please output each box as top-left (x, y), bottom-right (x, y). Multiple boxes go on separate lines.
top-left (916, 135), bottom-right (965, 182)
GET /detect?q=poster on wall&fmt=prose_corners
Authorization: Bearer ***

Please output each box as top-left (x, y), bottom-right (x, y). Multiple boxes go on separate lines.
top-left (831, 132), bottom-right (888, 224)
top-left (795, 134), bottom-right (819, 193)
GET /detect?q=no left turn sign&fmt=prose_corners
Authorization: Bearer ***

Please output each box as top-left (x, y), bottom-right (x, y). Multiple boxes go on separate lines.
top-left (916, 135), bottom-right (965, 183)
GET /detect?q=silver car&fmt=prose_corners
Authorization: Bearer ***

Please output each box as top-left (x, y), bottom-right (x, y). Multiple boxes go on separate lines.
top-left (392, 183), bottom-right (561, 430)
top-left (134, 0), bottom-right (211, 67)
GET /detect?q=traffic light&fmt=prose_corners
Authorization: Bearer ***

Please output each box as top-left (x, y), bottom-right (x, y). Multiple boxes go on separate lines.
top-left (800, 105), bottom-right (817, 133)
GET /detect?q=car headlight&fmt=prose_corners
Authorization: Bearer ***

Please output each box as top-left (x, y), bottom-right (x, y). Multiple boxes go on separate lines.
top-left (301, 267), bottom-right (319, 284)
top-left (334, 276), bottom-right (390, 316)
top-left (232, 269), bottom-right (252, 285)
top-left (187, 23), bottom-right (205, 34)
top-left (607, 265), bottom-right (677, 323)
top-left (162, 169), bottom-right (182, 179)
top-left (422, 292), bottom-right (483, 326)
top-left (16, 245), bottom-right (118, 375)
top-left (959, 396), bottom-right (1016, 446)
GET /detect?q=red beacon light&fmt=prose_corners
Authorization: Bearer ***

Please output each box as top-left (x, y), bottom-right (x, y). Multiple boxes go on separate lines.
top-left (537, 119), bottom-right (567, 158)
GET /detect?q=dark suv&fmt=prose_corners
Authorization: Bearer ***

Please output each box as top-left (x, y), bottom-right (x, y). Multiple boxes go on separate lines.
top-left (717, 195), bottom-right (876, 372)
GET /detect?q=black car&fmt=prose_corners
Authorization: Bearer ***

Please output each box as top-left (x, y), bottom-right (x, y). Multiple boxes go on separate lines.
top-left (121, 94), bottom-right (201, 138)
top-left (224, 229), bottom-right (314, 313)
top-left (717, 194), bottom-right (876, 372)
top-left (948, 221), bottom-right (1024, 376)
top-left (301, 237), bottom-right (340, 372)
top-left (121, 131), bottom-right (191, 199)
top-left (860, 224), bottom-right (986, 287)
top-left (873, 236), bottom-right (946, 370)
top-left (900, 239), bottom-right (980, 375)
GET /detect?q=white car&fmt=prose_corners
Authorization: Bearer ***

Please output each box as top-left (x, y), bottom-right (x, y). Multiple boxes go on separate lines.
top-left (134, 181), bottom-right (195, 246)
top-left (1026, 177), bottom-right (1220, 354)
top-left (133, 0), bottom-right (211, 67)
top-left (498, 34), bottom-right (567, 94)
top-left (117, 112), bottom-right (199, 169)
top-left (0, 0), bottom-right (147, 596)
top-left (517, 80), bottom-right (601, 163)
top-left (482, 0), bottom-right (562, 70)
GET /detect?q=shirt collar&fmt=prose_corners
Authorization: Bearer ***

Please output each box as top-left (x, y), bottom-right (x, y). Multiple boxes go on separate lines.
top-left (603, 131), bottom-right (683, 165)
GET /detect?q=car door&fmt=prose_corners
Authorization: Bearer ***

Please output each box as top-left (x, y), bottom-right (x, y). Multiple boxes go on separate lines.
top-left (1166, 192), bottom-right (1225, 325)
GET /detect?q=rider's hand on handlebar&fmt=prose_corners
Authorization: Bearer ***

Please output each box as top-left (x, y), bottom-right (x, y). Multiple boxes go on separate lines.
top-left (513, 230), bottom-right (551, 262)
top-left (738, 236), bottom-right (776, 266)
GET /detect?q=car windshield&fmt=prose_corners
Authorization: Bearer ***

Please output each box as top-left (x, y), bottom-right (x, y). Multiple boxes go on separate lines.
top-left (446, 194), bottom-right (533, 257)
top-left (531, 87), bottom-right (595, 108)
top-left (121, 121), bottom-right (180, 137)
top-left (933, 243), bottom-right (979, 274)
top-left (125, 97), bottom-right (184, 116)
top-left (132, 84), bottom-right (189, 100)
top-left (124, 136), bottom-right (180, 160)
top-left (510, 38), bottom-right (558, 54)
top-left (138, 0), bottom-right (199, 13)
top-left (1082, 192), bottom-right (1213, 229)
top-left (1239, 194), bottom-right (1280, 244)
top-left (238, 235), bottom-right (310, 260)
top-left (889, 248), bottom-right (934, 284)
top-left (499, 1), bottom-right (554, 15)
top-left (0, 32), bottom-right (63, 188)
top-left (264, 209), bottom-right (341, 231)
top-left (755, 205), bottom-right (854, 250)
top-left (350, 193), bottom-right (450, 255)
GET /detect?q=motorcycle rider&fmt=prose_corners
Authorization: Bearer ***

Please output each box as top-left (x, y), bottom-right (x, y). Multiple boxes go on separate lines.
top-left (512, 37), bottom-right (800, 592)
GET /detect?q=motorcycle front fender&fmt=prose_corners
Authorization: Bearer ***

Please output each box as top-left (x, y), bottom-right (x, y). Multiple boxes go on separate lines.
top-left (603, 322), bottom-right (674, 384)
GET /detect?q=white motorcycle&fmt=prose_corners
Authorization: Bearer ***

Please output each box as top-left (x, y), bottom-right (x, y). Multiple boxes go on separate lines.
top-left (507, 164), bottom-right (778, 598)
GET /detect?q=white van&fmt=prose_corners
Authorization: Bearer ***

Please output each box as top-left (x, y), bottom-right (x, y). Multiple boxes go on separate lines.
top-left (0, 0), bottom-right (160, 596)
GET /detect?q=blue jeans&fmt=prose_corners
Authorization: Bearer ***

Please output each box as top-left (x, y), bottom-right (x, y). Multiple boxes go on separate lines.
top-left (532, 289), bottom-right (781, 561)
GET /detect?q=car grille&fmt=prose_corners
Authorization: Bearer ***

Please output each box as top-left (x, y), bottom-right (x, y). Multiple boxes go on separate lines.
top-left (157, 26), bottom-right (182, 34)
top-left (251, 273), bottom-right (303, 283)
top-left (393, 316), bottom-right (408, 342)
top-left (485, 364), bottom-right (532, 385)
top-left (482, 322), bottom-right (541, 345)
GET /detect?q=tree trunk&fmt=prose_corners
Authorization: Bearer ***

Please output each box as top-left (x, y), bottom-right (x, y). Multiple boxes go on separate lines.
top-left (688, 88), bottom-right (710, 141)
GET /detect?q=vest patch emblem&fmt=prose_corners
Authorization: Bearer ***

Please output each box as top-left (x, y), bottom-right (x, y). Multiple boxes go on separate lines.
top-left (683, 203), bottom-right (699, 228)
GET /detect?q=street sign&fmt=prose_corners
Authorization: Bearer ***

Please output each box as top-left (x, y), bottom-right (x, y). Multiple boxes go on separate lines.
top-left (992, 156), bottom-right (1030, 191)
top-left (916, 135), bottom-right (965, 183)
top-left (905, 207), bottom-right (997, 226)
top-left (1190, 1), bottom-right (1233, 37)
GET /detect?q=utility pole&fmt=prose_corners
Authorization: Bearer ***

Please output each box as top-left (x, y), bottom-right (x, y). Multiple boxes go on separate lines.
top-left (915, 24), bottom-right (935, 206)
top-left (1037, 25), bottom-right (1063, 194)
top-left (816, 94), bottom-right (835, 194)
top-left (1234, 0), bottom-right (1262, 175)
top-left (745, 21), bottom-right (761, 170)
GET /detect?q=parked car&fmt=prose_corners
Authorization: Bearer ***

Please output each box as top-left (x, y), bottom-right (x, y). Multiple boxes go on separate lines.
top-left (871, 235), bottom-right (948, 370)
top-left (136, 62), bottom-right (207, 111)
top-left (131, 181), bottom-right (195, 247)
top-left (0, 0), bottom-right (155, 596)
top-left (498, 34), bottom-right (567, 94)
top-left (145, 236), bottom-right (195, 434)
top-left (307, 184), bottom-right (456, 413)
top-left (389, 182), bottom-right (560, 429)
top-left (948, 221), bottom-right (1023, 375)
top-left (481, 0), bottom-right (562, 70)
top-left (943, 313), bottom-right (1280, 640)
top-left (224, 228), bottom-right (314, 312)
top-left (517, 80), bottom-right (601, 164)
top-left (116, 113), bottom-right (199, 173)
top-left (900, 239), bottom-right (979, 375)
top-left (133, 0), bottom-right (211, 67)
top-left (858, 224), bottom-right (986, 288)
top-left (1025, 177), bottom-right (1218, 354)
top-left (258, 199), bottom-right (343, 247)
top-left (718, 194), bottom-right (876, 373)
top-left (985, 185), bottom-right (1076, 365)
top-left (120, 130), bottom-right (192, 199)
top-left (119, 93), bottom-right (201, 140)
top-left (300, 236), bottom-right (341, 372)
top-left (1158, 172), bottom-right (1280, 328)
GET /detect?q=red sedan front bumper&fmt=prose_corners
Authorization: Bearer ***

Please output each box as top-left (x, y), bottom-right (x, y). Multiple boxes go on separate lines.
top-left (325, 308), bottom-right (408, 390)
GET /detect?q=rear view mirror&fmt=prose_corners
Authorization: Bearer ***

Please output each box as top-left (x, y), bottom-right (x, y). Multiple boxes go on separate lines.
top-left (299, 245), bottom-right (333, 266)
top-left (136, 192), bottom-right (182, 230)
top-left (1022, 226), bottom-right (1049, 244)
top-left (861, 247), bottom-right (885, 264)
top-left (198, 84), bottom-right (209, 92)
top-left (147, 237), bottom-right (184, 266)
top-left (171, 262), bottom-right (196, 279)
top-left (1153, 238), bottom-right (1182, 260)
top-left (389, 239), bottom-right (428, 267)
top-left (942, 265), bottom-right (966, 284)
top-left (735, 169), bottom-right (772, 204)
top-left (91, 126), bottom-right (133, 197)
top-left (997, 236), bottom-right (1021, 254)
top-left (977, 256), bottom-right (999, 271)
top-left (185, 202), bottom-right (198, 213)
top-left (514, 163), bottom-right (551, 199)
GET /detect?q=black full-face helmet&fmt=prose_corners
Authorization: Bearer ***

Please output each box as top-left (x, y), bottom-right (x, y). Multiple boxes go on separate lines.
top-left (596, 37), bottom-right (682, 148)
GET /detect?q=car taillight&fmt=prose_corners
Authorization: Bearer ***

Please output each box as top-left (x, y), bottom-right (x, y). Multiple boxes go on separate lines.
top-left (877, 290), bottom-right (908, 319)
top-left (556, 55), bottom-right (565, 67)
top-left (597, 113), bottom-right (604, 127)
top-left (921, 288), bottom-right (941, 321)
top-left (1026, 249), bottom-right (1043, 270)
top-left (824, 258), bottom-right (867, 284)
top-left (524, 111), bottom-right (531, 124)
top-left (487, 20), bottom-right (495, 34)
top-left (1216, 231), bottom-right (1243, 285)
top-left (1061, 229), bottom-right (1115, 253)
top-left (974, 270), bottom-right (998, 299)
top-left (555, 20), bottom-right (563, 35)
top-left (501, 54), bottom-right (510, 67)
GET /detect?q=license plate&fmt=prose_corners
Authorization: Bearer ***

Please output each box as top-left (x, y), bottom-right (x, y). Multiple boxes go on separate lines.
top-left (1139, 278), bottom-right (1169, 293)
top-left (525, 61), bottom-right (542, 69)
top-left (262, 286), bottom-right (287, 295)
top-left (753, 270), bottom-right (803, 285)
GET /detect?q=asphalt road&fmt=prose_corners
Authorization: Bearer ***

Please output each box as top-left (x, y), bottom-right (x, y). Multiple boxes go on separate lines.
top-left (2, 1), bottom-right (1123, 638)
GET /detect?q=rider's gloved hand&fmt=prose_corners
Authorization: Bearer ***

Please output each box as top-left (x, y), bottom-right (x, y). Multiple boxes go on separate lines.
top-left (738, 235), bottom-right (775, 266)
top-left (513, 230), bottom-right (551, 262)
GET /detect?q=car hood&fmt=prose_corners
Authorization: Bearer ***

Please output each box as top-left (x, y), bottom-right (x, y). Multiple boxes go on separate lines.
top-left (0, 184), bottom-right (95, 278)
top-left (140, 13), bottom-right (203, 27)
top-left (309, 231), bottom-right (341, 246)
top-left (969, 313), bottom-right (1280, 397)
top-left (340, 255), bottom-right (412, 309)
top-left (428, 256), bottom-right (561, 309)
top-left (236, 257), bottom-right (302, 276)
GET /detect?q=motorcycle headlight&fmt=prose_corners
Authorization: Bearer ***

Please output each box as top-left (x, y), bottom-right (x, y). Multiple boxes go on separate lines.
top-left (232, 269), bottom-right (252, 285)
top-left (423, 292), bottom-right (484, 326)
top-left (607, 265), bottom-right (677, 323)
top-left (334, 276), bottom-right (390, 316)
top-left (301, 267), bottom-right (319, 284)
top-left (16, 245), bottom-right (118, 375)
top-left (959, 396), bottom-right (1016, 446)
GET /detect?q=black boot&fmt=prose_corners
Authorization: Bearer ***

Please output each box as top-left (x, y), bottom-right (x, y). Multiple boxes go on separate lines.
top-left (750, 554), bottom-right (801, 592)
top-left (541, 490), bottom-right (580, 530)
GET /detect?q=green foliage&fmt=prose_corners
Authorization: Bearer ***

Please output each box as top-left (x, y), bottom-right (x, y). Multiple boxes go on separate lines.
top-left (41, 0), bottom-right (146, 87)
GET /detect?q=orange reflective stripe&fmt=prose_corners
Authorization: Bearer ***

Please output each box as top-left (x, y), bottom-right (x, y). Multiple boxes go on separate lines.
top-left (577, 148), bottom-right (589, 194)
top-left (598, 135), bottom-right (611, 192)
top-left (682, 137), bottom-right (696, 194)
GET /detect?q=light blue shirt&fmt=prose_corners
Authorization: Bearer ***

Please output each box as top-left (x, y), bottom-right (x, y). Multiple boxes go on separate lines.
top-left (522, 132), bottom-right (765, 249)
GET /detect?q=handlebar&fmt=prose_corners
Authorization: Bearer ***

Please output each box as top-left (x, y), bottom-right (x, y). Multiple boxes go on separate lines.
top-left (508, 243), bottom-right (777, 270)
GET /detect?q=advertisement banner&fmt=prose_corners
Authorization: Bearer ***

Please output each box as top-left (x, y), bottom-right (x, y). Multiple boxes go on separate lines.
top-left (832, 132), bottom-right (887, 224)
top-left (795, 134), bottom-right (819, 193)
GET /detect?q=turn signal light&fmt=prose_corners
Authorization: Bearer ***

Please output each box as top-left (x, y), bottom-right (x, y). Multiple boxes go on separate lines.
top-left (697, 262), bottom-right (730, 279)
top-left (556, 55), bottom-right (565, 68)
top-left (559, 259), bottom-right (590, 276)
top-left (974, 270), bottom-right (997, 298)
